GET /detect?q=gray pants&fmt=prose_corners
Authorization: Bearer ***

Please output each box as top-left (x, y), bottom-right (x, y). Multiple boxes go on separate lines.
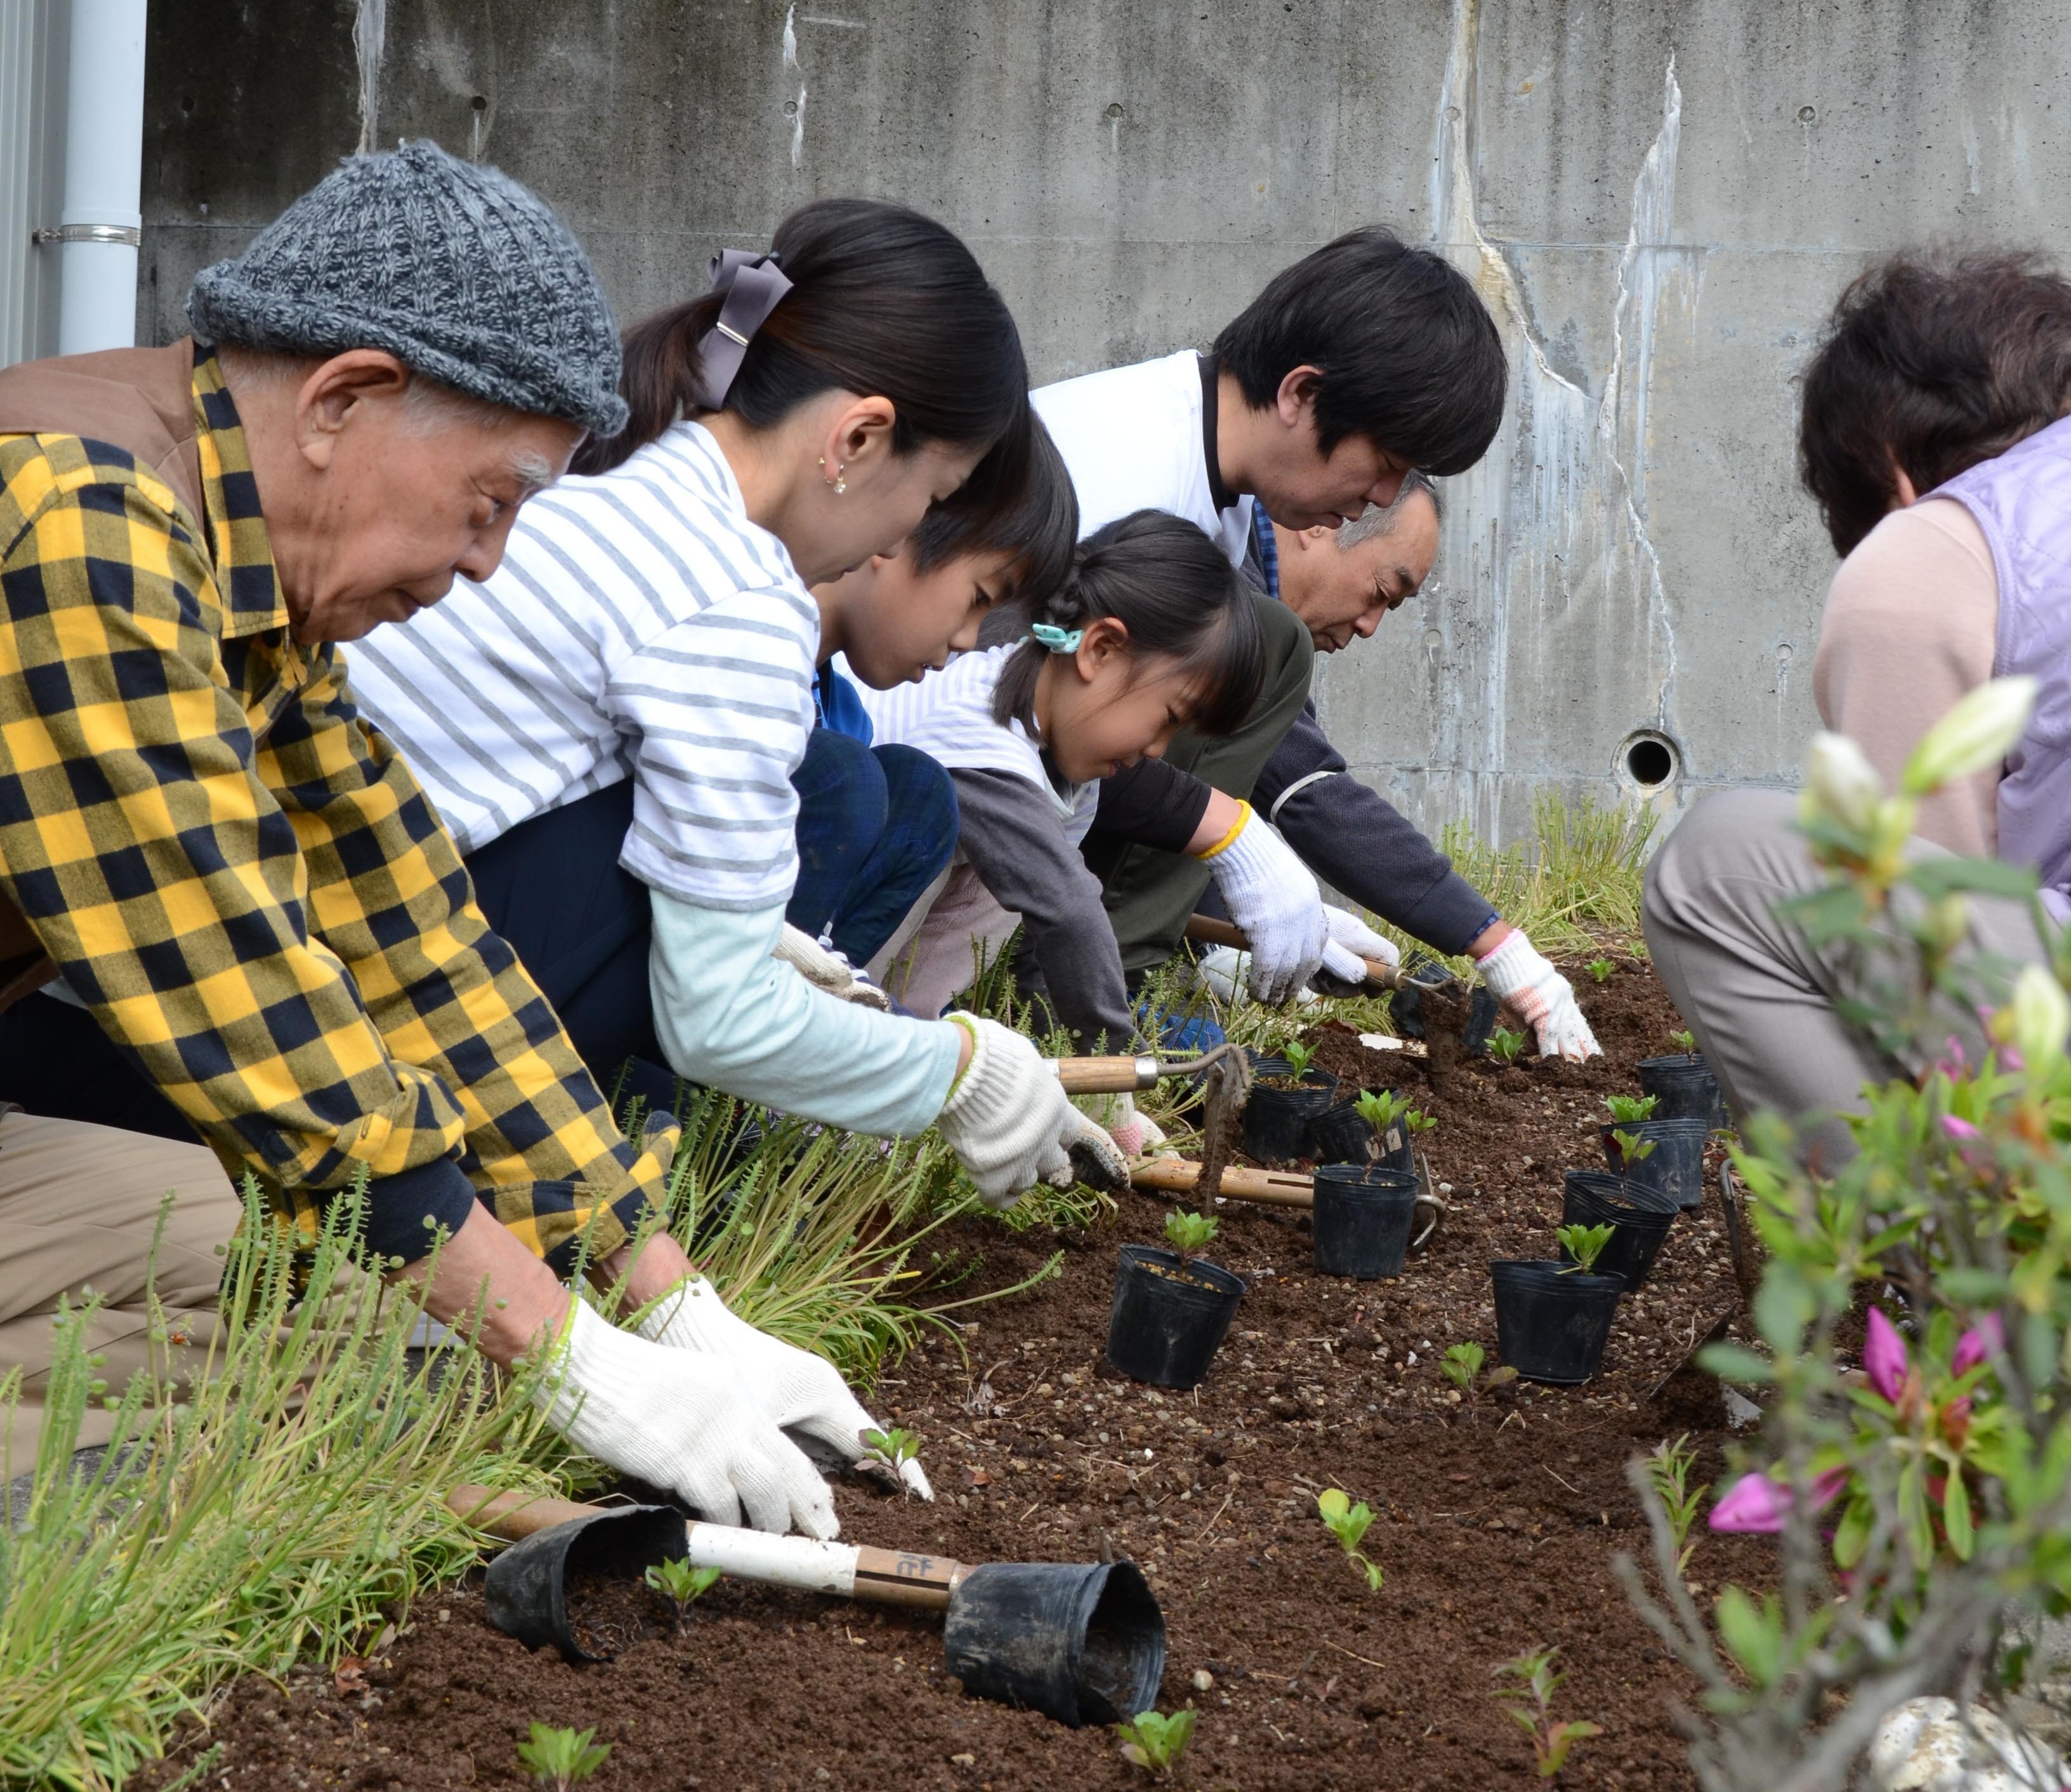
top-left (1641, 789), bottom-right (2048, 1166)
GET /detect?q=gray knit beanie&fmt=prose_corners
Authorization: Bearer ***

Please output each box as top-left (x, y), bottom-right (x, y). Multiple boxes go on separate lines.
top-left (187, 140), bottom-right (627, 437)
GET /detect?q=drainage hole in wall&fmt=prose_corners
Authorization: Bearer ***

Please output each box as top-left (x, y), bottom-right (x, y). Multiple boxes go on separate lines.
top-left (1619, 730), bottom-right (1680, 790)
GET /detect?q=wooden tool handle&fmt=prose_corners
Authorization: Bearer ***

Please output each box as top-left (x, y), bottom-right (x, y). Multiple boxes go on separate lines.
top-left (1129, 1156), bottom-right (1316, 1209)
top-left (1182, 912), bottom-right (1404, 991)
top-left (1053, 1055), bottom-right (1159, 1094)
top-left (448, 1483), bottom-right (603, 1541)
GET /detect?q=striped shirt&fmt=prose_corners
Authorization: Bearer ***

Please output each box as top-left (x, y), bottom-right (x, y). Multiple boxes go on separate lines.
top-left (346, 422), bottom-right (819, 912)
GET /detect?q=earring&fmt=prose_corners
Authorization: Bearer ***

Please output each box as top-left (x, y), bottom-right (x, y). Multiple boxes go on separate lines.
top-left (818, 455), bottom-right (847, 495)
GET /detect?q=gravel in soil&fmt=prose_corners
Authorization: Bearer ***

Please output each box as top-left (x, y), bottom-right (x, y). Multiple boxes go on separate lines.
top-left (139, 957), bottom-right (1771, 1792)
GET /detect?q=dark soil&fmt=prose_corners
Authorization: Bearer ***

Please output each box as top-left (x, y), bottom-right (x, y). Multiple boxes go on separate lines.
top-left (140, 955), bottom-right (1768, 1792)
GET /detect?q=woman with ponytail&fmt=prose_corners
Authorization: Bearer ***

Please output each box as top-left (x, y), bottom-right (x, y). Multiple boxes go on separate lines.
top-left (347, 201), bottom-right (1125, 1498)
top-left (857, 509), bottom-right (1270, 1155)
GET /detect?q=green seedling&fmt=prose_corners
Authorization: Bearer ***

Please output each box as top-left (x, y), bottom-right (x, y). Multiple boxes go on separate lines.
top-left (516, 1724), bottom-right (610, 1791)
top-left (643, 1557), bottom-right (722, 1629)
top-left (1355, 1088), bottom-right (1407, 1129)
top-left (860, 1426), bottom-right (923, 1496)
top-left (1556, 1222), bottom-right (1616, 1276)
top-left (1402, 1107), bottom-right (1437, 1135)
top-left (1277, 1039), bottom-right (1315, 1078)
top-left (1670, 1029), bottom-right (1697, 1056)
top-left (1488, 1027), bottom-right (1527, 1065)
top-left (1116, 1708), bottom-right (1197, 1777)
top-left (1316, 1487), bottom-right (1385, 1592)
top-left (1164, 1208), bottom-right (1218, 1265)
top-left (1587, 958), bottom-right (1616, 984)
top-left (1439, 1340), bottom-right (1518, 1400)
top-left (1603, 1093), bottom-right (1659, 1125)
top-left (1609, 1128), bottom-right (1657, 1165)
top-left (1493, 1647), bottom-right (1603, 1779)
top-left (1644, 1433), bottom-right (1708, 1579)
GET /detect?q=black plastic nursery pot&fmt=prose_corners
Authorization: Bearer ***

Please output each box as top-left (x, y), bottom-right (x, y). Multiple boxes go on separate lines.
top-left (1599, 1117), bottom-right (1709, 1209)
top-left (485, 1503), bottom-right (688, 1663)
top-left (1560, 1169), bottom-right (1680, 1292)
top-left (1312, 1164), bottom-right (1421, 1279)
top-left (1636, 1053), bottom-right (1725, 1130)
top-left (1239, 1058), bottom-right (1339, 1164)
top-left (943, 1559), bottom-right (1166, 1727)
top-left (1490, 1259), bottom-right (1623, 1385)
top-left (1106, 1243), bottom-right (1245, 1389)
top-left (1390, 979), bottom-right (1502, 1056)
top-left (1306, 1099), bottom-right (1378, 1166)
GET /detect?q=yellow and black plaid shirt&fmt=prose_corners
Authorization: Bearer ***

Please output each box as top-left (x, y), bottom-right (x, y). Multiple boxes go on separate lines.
top-left (0, 348), bottom-right (664, 1270)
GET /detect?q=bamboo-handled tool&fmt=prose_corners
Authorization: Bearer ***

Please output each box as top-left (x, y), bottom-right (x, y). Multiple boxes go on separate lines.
top-left (447, 1484), bottom-right (1165, 1727)
top-left (1183, 912), bottom-right (1464, 998)
top-left (1050, 1039), bottom-right (1240, 1094)
top-left (1127, 1155), bottom-right (1443, 1249)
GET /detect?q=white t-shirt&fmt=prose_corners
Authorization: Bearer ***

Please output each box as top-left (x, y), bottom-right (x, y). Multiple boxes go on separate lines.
top-left (1032, 348), bottom-right (1254, 569)
top-left (345, 421), bottom-right (817, 912)
top-left (854, 645), bottom-right (1100, 847)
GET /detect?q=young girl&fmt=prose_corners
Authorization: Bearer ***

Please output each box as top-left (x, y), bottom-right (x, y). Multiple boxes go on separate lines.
top-left (858, 509), bottom-right (1272, 1152)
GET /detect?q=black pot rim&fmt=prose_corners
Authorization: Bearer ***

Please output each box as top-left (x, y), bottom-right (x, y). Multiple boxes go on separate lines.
top-left (1117, 1241), bottom-right (1246, 1300)
top-left (1312, 1163), bottom-right (1421, 1192)
top-left (1637, 1052), bottom-right (1711, 1073)
top-left (1598, 1116), bottom-right (1711, 1138)
top-left (1489, 1257), bottom-right (1624, 1296)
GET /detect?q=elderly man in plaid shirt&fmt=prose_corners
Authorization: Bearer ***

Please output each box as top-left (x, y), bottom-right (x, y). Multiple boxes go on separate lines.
top-left (0, 142), bottom-right (924, 1530)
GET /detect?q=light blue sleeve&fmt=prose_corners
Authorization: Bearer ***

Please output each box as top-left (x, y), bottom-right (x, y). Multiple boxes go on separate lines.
top-left (648, 890), bottom-right (963, 1135)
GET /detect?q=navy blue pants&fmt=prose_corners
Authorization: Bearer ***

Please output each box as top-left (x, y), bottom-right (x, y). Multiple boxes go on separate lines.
top-left (786, 730), bottom-right (958, 966)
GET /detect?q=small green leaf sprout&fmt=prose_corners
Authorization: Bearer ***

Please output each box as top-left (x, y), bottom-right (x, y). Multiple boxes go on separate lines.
top-left (1402, 1107), bottom-right (1437, 1134)
top-left (1488, 1026), bottom-right (1527, 1065)
top-left (1316, 1487), bottom-right (1384, 1592)
top-left (1276, 1039), bottom-right (1315, 1078)
top-left (1556, 1222), bottom-right (1616, 1276)
top-left (1603, 1093), bottom-right (1659, 1124)
top-left (1116, 1707), bottom-right (1197, 1777)
top-left (516, 1723), bottom-right (611, 1791)
top-left (1670, 1029), bottom-right (1697, 1056)
top-left (1492, 1647), bottom-right (1603, 1779)
top-left (1587, 958), bottom-right (1616, 984)
top-left (1355, 1088), bottom-right (1407, 1128)
top-left (1609, 1128), bottom-right (1657, 1165)
top-left (1439, 1340), bottom-right (1518, 1401)
top-left (643, 1556), bottom-right (722, 1629)
top-left (861, 1426), bottom-right (923, 1496)
top-left (1164, 1208), bottom-right (1218, 1265)
top-left (1644, 1434), bottom-right (1708, 1579)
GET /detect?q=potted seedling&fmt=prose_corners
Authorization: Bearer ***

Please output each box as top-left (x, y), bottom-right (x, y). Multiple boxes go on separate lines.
top-left (1492, 1647), bottom-right (1602, 1780)
top-left (1637, 1027), bottom-right (1726, 1130)
top-left (517, 1725), bottom-right (611, 1792)
top-left (1487, 1025), bottom-right (1528, 1067)
top-left (1311, 1163), bottom-right (1422, 1279)
top-left (643, 1557), bottom-right (722, 1630)
top-left (1560, 1169), bottom-right (1680, 1292)
top-left (1338, 1088), bottom-right (1428, 1173)
top-left (1315, 1487), bottom-right (1384, 1591)
top-left (1116, 1708), bottom-right (1197, 1779)
top-left (1241, 1037), bottom-right (1339, 1163)
top-left (1598, 1105), bottom-right (1709, 1210)
top-left (1107, 1208), bottom-right (1246, 1390)
top-left (1440, 1340), bottom-right (1518, 1406)
top-left (1308, 1083), bottom-right (1381, 1166)
top-left (1489, 1219), bottom-right (1623, 1385)
top-left (1586, 958), bottom-right (1616, 984)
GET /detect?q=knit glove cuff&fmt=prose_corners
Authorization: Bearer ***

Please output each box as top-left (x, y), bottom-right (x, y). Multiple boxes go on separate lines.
top-left (1475, 930), bottom-right (1601, 1062)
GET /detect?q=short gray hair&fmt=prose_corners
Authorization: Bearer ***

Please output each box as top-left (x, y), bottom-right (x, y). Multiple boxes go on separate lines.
top-left (1336, 469), bottom-right (1442, 551)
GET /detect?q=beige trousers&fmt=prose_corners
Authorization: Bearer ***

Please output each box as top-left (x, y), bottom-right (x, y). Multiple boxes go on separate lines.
top-left (869, 862), bottom-right (1022, 1022)
top-left (0, 1110), bottom-right (241, 1472)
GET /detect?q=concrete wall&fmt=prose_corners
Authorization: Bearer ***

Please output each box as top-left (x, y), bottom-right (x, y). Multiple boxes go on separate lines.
top-left (136, 0), bottom-right (2071, 844)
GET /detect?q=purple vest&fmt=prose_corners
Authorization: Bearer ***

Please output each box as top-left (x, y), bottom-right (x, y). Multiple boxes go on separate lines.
top-left (1934, 415), bottom-right (2071, 919)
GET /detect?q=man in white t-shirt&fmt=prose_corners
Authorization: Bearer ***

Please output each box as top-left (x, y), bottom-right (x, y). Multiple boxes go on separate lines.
top-left (1035, 227), bottom-right (1602, 1059)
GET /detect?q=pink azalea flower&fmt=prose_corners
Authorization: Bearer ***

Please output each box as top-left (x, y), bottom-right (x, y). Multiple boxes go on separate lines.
top-left (1864, 1307), bottom-right (1910, 1404)
top-left (1708, 1469), bottom-right (1850, 1534)
top-left (1952, 1314), bottom-right (2006, 1379)
top-left (1940, 1114), bottom-right (1983, 1142)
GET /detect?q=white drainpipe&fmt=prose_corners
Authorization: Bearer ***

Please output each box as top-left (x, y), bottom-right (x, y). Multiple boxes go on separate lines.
top-left (42, 0), bottom-right (147, 354)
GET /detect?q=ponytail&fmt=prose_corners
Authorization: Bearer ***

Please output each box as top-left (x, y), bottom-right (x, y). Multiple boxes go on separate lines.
top-left (574, 198), bottom-right (1026, 477)
top-left (992, 511), bottom-right (1265, 742)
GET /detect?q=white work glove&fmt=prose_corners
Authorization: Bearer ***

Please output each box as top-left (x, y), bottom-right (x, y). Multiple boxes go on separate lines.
top-left (532, 1300), bottom-right (839, 1538)
top-left (641, 1277), bottom-right (932, 1501)
top-left (1193, 944), bottom-right (1318, 1009)
top-left (772, 922), bottom-right (893, 1011)
top-left (1196, 801), bottom-right (1329, 1005)
top-left (1088, 1091), bottom-right (1170, 1160)
top-left (1318, 906), bottom-right (1402, 986)
top-left (1475, 928), bottom-right (1600, 1062)
top-left (935, 1015), bottom-right (1129, 1208)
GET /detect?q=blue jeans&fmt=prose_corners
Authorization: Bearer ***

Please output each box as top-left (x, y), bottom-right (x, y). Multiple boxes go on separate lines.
top-left (787, 730), bottom-right (959, 965)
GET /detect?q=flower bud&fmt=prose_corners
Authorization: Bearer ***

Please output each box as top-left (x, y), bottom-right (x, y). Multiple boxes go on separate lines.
top-left (1901, 675), bottom-right (2038, 796)
top-left (2008, 963), bottom-right (2070, 1075)
top-left (1803, 732), bottom-right (1884, 834)
top-left (1920, 893), bottom-right (1970, 956)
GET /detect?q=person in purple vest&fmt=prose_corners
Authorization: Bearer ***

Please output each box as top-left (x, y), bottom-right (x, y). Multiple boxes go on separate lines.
top-left (1644, 251), bottom-right (2071, 1166)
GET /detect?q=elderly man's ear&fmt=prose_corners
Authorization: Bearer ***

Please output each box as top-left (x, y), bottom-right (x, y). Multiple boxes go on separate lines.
top-left (292, 352), bottom-right (417, 470)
